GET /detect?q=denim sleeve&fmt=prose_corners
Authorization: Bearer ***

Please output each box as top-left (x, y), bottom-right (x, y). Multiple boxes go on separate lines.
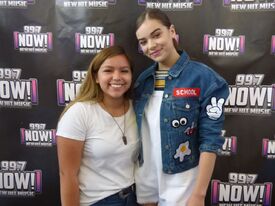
top-left (198, 78), bottom-right (229, 153)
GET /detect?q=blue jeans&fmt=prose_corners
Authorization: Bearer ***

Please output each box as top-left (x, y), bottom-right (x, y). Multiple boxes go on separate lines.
top-left (91, 187), bottom-right (138, 206)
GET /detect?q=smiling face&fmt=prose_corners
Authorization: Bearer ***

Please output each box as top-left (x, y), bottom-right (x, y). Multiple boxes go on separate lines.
top-left (96, 54), bottom-right (132, 102)
top-left (136, 18), bottom-right (177, 66)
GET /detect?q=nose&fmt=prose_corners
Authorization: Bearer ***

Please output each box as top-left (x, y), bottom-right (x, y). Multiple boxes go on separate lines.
top-left (112, 70), bottom-right (121, 80)
top-left (147, 39), bottom-right (156, 50)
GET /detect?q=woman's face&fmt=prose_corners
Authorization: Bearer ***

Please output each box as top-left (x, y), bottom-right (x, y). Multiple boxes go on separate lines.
top-left (96, 54), bottom-right (132, 101)
top-left (136, 18), bottom-right (176, 64)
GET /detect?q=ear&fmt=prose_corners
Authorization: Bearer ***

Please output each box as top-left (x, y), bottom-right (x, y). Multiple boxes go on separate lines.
top-left (169, 24), bottom-right (177, 38)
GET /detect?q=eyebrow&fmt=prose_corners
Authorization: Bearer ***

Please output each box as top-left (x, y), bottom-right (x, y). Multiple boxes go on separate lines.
top-left (101, 65), bottom-right (130, 69)
top-left (137, 28), bottom-right (161, 41)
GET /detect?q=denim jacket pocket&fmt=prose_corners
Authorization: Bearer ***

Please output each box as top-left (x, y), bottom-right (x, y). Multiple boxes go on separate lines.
top-left (170, 98), bottom-right (200, 134)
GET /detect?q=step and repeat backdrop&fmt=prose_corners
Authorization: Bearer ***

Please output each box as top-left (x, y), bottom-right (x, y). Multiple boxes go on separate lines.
top-left (1, 0), bottom-right (275, 205)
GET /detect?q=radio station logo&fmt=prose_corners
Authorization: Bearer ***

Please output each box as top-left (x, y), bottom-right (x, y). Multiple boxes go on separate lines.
top-left (0, 0), bottom-right (35, 8)
top-left (0, 161), bottom-right (42, 197)
top-left (223, 0), bottom-right (275, 11)
top-left (203, 29), bottom-right (245, 57)
top-left (0, 68), bottom-right (38, 108)
top-left (20, 123), bottom-right (56, 147)
top-left (224, 74), bottom-right (275, 115)
top-left (14, 26), bottom-right (53, 53)
top-left (211, 173), bottom-right (273, 206)
top-left (61, 0), bottom-right (116, 8)
top-left (262, 137), bottom-right (275, 159)
top-left (75, 26), bottom-right (114, 54)
top-left (271, 35), bottom-right (275, 55)
top-left (218, 130), bottom-right (237, 156)
top-left (57, 70), bottom-right (87, 106)
top-left (138, 0), bottom-right (202, 10)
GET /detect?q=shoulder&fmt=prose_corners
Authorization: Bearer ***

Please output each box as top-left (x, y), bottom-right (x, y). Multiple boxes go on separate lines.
top-left (63, 101), bottom-right (97, 119)
top-left (188, 60), bottom-right (227, 84)
top-left (134, 63), bottom-right (156, 87)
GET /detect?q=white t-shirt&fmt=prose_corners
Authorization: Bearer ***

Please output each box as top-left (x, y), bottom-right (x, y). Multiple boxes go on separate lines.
top-left (57, 101), bottom-right (139, 206)
top-left (135, 91), bottom-right (198, 206)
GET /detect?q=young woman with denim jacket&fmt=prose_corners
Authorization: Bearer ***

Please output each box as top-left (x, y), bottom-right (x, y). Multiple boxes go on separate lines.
top-left (134, 9), bottom-right (229, 206)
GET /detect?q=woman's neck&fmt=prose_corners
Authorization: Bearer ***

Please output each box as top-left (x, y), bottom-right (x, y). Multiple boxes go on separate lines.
top-left (158, 49), bottom-right (180, 70)
top-left (100, 97), bottom-right (129, 117)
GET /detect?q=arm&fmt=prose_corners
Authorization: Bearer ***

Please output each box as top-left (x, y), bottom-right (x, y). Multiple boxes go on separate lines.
top-left (187, 152), bottom-right (216, 206)
top-left (57, 136), bottom-right (84, 206)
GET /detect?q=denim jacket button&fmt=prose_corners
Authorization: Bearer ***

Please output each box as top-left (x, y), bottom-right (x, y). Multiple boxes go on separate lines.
top-left (168, 76), bottom-right (172, 80)
top-left (164, 118), bottom-right (168, 123)
top-left (164, 94), bottom-right (169, 98)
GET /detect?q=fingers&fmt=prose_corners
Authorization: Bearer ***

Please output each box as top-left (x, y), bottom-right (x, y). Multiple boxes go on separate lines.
top-left (217, 98), bottom-right (225, 108)
top-left (211, 97), bottom-right (217, 106)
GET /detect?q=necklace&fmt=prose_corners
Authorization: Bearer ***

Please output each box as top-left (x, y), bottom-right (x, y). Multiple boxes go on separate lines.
top-left (101, 101), bottom-right (127, 145)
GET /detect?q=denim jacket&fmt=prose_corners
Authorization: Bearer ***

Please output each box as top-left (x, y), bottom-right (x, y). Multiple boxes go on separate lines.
top-left (133, 51), bottom-right (229, 174)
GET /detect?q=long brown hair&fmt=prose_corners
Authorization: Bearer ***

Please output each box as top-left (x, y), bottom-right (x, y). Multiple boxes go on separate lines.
top-left (60, 45), bottom-right (133, 118)
top-left (136, 8), bottom-right (178, 49)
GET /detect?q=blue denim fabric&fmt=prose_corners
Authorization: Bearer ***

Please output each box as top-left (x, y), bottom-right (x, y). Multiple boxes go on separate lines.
top-left (133, 51), bottom-right (229, 174)
top-left (91, 189), bottom-right (138, 206)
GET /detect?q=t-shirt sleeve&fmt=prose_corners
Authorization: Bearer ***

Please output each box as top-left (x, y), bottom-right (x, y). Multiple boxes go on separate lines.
top-left (56, 103), bottom-right (87, 141)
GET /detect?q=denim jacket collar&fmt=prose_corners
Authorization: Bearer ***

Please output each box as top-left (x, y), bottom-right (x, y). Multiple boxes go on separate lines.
top-left (142, 51), bottom-right (190, 78)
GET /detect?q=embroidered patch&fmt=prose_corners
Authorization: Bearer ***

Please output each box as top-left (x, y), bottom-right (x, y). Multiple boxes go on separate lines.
top-left (206, 97), bottom-right (225, 120)
top-left (171, 117), bottom-right (188, 128)
top-left (184, 122), bottom-right (197, 136)
top-left (173, 88), bottom-right (200, 97)
top-left (174, 141), bottom-right (191, 162)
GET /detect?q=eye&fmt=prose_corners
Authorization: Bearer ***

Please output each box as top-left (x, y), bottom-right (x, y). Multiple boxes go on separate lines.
top-left (121, 68), bottom-right (130, 73)
top-left (180, 117), bottom-right (187, 126)
top-left (139, 40), bottom-right (146, 46)
top-left (172, 120), bottom-right (180, 128)
top-left (103, 69), bottom-right (112, 73)
top-left (152, 33), bottom-right (160, 39)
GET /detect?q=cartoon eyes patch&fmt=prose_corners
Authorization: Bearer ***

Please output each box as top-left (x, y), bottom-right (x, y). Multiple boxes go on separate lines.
top-left (171, 117), bottom-right (188, 128)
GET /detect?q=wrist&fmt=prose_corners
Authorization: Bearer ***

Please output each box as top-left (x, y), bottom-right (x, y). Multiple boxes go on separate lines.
top-left (191, 189), bottom-right (207, 198)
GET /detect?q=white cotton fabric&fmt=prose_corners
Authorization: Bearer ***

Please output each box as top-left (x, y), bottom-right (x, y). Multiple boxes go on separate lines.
top-left (135, 91), bottom-right (198, 206)
top-left (57, 101), bottom-right (139, 206)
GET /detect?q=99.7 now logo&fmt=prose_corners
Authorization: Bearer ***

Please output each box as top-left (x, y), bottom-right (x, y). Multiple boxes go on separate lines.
top-left (57, 70), bottom-right (87, 106)
top-left (0, 68), bottom-right (38, 108)
top-left (211, 173), bottom-right (272, 206)
top-left (224, 74), bottom-right (275, 115)
top-left (14, 26), bottom-right (53, 53)
top-left (0, 161), bottom-right (42, 197)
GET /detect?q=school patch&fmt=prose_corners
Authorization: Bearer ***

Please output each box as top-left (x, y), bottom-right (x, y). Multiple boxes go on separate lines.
top-left (173, 88), bottom-right (200, 97)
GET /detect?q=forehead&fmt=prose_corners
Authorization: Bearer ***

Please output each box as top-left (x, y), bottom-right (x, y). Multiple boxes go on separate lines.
top-left (100, 54), bottom-right (130, 67)
top-left (136, 18), bottom-right (167, 38)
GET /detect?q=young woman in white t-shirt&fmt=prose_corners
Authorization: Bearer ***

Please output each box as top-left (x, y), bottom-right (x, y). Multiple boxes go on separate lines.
top-left (56, 46), bottom-right (139, 206)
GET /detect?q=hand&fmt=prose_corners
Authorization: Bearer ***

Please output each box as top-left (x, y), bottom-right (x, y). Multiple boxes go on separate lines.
top-left (186, 193), bottom-right (205, 206)
top-left (206, 97), bottom-right (225, 120)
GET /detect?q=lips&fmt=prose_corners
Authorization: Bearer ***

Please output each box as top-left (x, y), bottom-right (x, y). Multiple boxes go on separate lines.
top-left (110, 83), bottom-right (125, 88)
top-left (149, 49), bottom-right (162, 58)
